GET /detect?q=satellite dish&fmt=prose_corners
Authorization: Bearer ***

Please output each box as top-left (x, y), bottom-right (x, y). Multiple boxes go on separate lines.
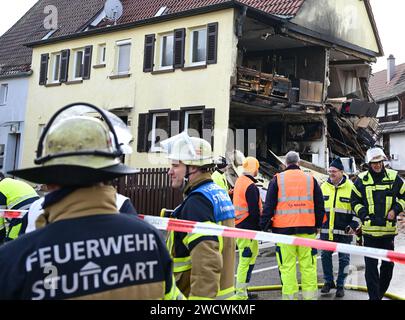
top-left (104, 0), bottom-right (123, 23)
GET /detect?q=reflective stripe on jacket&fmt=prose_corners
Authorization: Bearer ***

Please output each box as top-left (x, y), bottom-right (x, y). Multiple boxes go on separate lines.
top-left (273, 170), bottom-right (315, 228)
top-left (321, 177), bottom-right (358, 241)
top-left (233, 175), bottom-right (262, 225)
top-left (0, 178), bottom-right (38, 209)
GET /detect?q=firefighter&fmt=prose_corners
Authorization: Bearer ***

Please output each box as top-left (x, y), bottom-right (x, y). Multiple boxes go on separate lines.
top-left (0, 172), bottom-right (39, 243)
top-left (0, 103), bottom-right (181, 300)
top-left (233, 156), bottom-right (262, 300)
top-left (260, 151), bottom-right (325, 300)
top-left (320, 157), bottom-right (360, 298)
top-left (351, 147), bottom-right (405, 300)
top-left (162, 132), bottom-right (236, 299)
top-left (212, 156), bottom-right (230, 192)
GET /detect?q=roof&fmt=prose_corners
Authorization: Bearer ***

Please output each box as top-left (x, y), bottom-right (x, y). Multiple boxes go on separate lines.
top-left (380, 119), bottom-right (405, 134)
top-left (369, 62), bottom-right (405, 102)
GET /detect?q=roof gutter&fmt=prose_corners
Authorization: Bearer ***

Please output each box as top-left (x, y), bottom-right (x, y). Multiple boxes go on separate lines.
top-left (0, 70), bottom-right (33, 80)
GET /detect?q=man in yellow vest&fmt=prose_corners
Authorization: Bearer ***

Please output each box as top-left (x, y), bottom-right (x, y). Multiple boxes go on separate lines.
top-left (162, 132), bottom-right (236, 300)
top-left (320, 157), bottom-right (360, 298)
top-left (351, 147), bottom-right (405, 300)
top-left (233, 156), bottom-right (262, 300)
top-left (260, 151), bottom-right (325, 300)
top-left (212, 156), bottom-right (230, 192)
top-left (0, 172), bottom-right (39, 243)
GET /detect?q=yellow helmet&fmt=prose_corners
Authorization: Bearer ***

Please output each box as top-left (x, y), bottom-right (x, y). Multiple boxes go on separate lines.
top-left (243, 156), bottom-right (260, 174)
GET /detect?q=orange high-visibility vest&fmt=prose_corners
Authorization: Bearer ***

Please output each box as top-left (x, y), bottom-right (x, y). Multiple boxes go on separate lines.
top-left (233, 175), bottom-right (263, 225)
top-left (273, 169), bottom-right (315, 228)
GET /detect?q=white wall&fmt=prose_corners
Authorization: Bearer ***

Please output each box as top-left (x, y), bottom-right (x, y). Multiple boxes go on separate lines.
top-left (389, 133), bottom-right (405, 171)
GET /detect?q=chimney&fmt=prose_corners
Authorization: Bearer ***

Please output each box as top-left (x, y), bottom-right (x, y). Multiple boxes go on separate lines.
top-left (387, 54), bottom-right (396, 82)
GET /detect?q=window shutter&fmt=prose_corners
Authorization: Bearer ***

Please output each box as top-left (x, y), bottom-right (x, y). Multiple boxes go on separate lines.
top-left (206, 23), bottom-right (218, 65)
top-left (169, 110), bottom-right (181, 136)
top-left (143, 34), bottom-right (155, 72)
top-left (82, 46), bottom-right (93, 80)
top-left (59, 49), bottom-right (70, 83)
top-left (137, 113), bottom-right (151, 152)
top-left (173, 28), bottom-right (185, 69)
top-left (203, 108), bottom-right (215, 149)
top-left (39, 53), bottom-right (49, 85)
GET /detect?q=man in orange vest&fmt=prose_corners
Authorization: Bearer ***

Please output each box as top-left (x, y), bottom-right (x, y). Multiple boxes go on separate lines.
top-left (233, 157), bottom-right (262, 300)
top-left (260, 151), bottom-right (325, 300)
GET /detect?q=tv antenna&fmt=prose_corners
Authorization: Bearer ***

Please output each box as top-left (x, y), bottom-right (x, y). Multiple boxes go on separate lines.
top-left (104, 0), bottom-right (123, 25)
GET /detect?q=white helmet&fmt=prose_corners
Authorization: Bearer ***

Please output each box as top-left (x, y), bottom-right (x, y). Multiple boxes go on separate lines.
top-left (366, 147), bottom-right (387, 163)
top-left (160, 132), bottom-right (214, 167)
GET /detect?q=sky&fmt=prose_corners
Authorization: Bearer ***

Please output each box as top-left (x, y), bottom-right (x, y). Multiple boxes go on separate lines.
top-left (0, 0), bottom-right (403, 73)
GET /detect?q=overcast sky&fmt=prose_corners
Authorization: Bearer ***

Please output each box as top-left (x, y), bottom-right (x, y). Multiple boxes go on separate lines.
top-left (0, 0), bottom-right (403, 73)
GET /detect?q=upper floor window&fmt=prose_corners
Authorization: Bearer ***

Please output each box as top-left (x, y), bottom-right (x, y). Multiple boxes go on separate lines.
top-left (98, 44), bottom-right (106, 64)
top-left (116, 40), bottom-right (131, 74)
top-left (191, 28), bottom-right (207, 65)
top-left (160, 33), bottom-right (174, 68)
top-left (377, 103), bottom-right (385, 118)
top-left (73, 49), bottom-right (85, 79)
top-left (0, 84), bottom-right (8, 105)
top-left (51, 52), bottom-right (61, 82)
top-left (387, 100), bottom-right (399, 116)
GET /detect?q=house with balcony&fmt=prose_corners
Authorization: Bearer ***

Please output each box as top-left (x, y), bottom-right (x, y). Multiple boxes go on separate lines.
top-left (19, 0), bottom-right (383, 172)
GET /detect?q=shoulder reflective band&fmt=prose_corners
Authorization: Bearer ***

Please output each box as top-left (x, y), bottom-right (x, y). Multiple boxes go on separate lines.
top-left (0, 209), bottom-right (28, 219)
top-left (138, 214), bottom-right (405, 265)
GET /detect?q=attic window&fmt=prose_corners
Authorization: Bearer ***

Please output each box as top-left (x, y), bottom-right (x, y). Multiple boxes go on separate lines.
top-left (42, 29), bottom-right (57, 40)
top-left (155, 6), bottom-right (168, 17)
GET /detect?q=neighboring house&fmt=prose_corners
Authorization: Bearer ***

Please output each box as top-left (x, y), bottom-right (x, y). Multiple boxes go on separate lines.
top-left (19, 0), bottom-right (382, 171)
top-left (369, 55), bottom-right (405, 173)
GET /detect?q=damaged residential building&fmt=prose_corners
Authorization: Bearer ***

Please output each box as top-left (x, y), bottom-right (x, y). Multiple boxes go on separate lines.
top-left (19, 0), bottom-right (383, 179)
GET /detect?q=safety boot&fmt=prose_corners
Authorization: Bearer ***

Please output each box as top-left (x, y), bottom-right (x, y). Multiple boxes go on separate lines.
top-left (320, 281), bottom-right (336, 294)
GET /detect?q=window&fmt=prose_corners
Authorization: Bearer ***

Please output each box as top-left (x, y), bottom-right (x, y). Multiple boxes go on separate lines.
top-left (150, 113), bottom-right (169, 152)
top-left (160, 34), bottom-right (173, 68)
top-left (0, 144), bottom-right (4, 170)
top-left (98, 44), bottom-right (106, 64)
top-left (377, 103), bottom-right (385, 118)
top-left (191, 28), bottom-right (207, 64)
top-left (0, 84), bottom-right (8, 105)
top-left (387, 100), bottom-right (399, 116)
top-left (116, 41), bottom-right (131, 74)
top-left (184, 110), bottom-right (203, 137)
top-left (73, 49), bottom-right (85, 79)
top-left (51, 53), bottom-right (61, 82)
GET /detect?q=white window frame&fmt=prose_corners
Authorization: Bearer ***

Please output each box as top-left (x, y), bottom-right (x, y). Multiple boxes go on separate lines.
top-left (0, 84), bottom-right (8, 106)
top-left (190, 27), bottom-right (207, 66)
top-left (73, 49), bottom-right (85, 80)
top-left (150, 112), bottom-right (169, 152)
top-left (51, 52), bottom-right (62, 83)
top-left (184, 110), bottom-right (203, 137)
top-left (387, 100), bottom-right (399, 116)
top-left (116, 40), bottom-right (131, 75)
top-left (377, 103), bottom-right (385, 118)
top-left (159, 33), bottom-right (174, 70)
top-left (99, 44), bottom-right (106, 64)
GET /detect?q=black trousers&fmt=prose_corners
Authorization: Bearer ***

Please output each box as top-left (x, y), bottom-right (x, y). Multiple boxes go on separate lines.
top-left (363, 236), bottom-right (395, 300)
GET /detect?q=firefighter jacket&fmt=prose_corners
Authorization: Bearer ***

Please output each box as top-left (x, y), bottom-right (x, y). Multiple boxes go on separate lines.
top-left (321, 176), bottom-right (360, 242)
top-left (0, 178), bottom-right (39, 242)
top-left (167, 173), bottom-right (236, 300)
top-left (351, 168), bottom-right (405, 238)
top-left (233, 174), bottom-right (262, 230)
top-left (0, 185), bottom-right (180, 300)
top-left (260, 165), bottom-right (325, 235)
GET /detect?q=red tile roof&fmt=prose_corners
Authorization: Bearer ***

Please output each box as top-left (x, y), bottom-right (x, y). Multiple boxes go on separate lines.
top-left (0, 0), bottom-right (305, 77)
top-left (369, 63), bottom-right (405, 102)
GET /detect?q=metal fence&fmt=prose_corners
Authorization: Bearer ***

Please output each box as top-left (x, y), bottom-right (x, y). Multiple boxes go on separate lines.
top-left (114, 168), bottom-right (183, 216)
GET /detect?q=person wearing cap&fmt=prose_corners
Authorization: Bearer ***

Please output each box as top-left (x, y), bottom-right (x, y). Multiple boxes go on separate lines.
top-left (233, 156), bottom-right (262, 300)
top-left (320, 157), bottom-right (360, 298)
top-left (260, 151), bottom-right (325, 300)
top-left (0, 172), bottom-right (39, 244)
top-left (0, 103), bottom-right (181, 300)
top-left (351, 147), bottom-right (405, 300)
top-left (211, 156), bottom-right (230, 193)
top-left (164, 132), bottom-right (236, 300)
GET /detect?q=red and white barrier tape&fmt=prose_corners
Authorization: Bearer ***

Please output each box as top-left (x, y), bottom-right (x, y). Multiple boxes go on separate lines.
top-left (138, 214), bottom-right (405, 265)
top-left (2, 209), bottom-right (404, 265)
